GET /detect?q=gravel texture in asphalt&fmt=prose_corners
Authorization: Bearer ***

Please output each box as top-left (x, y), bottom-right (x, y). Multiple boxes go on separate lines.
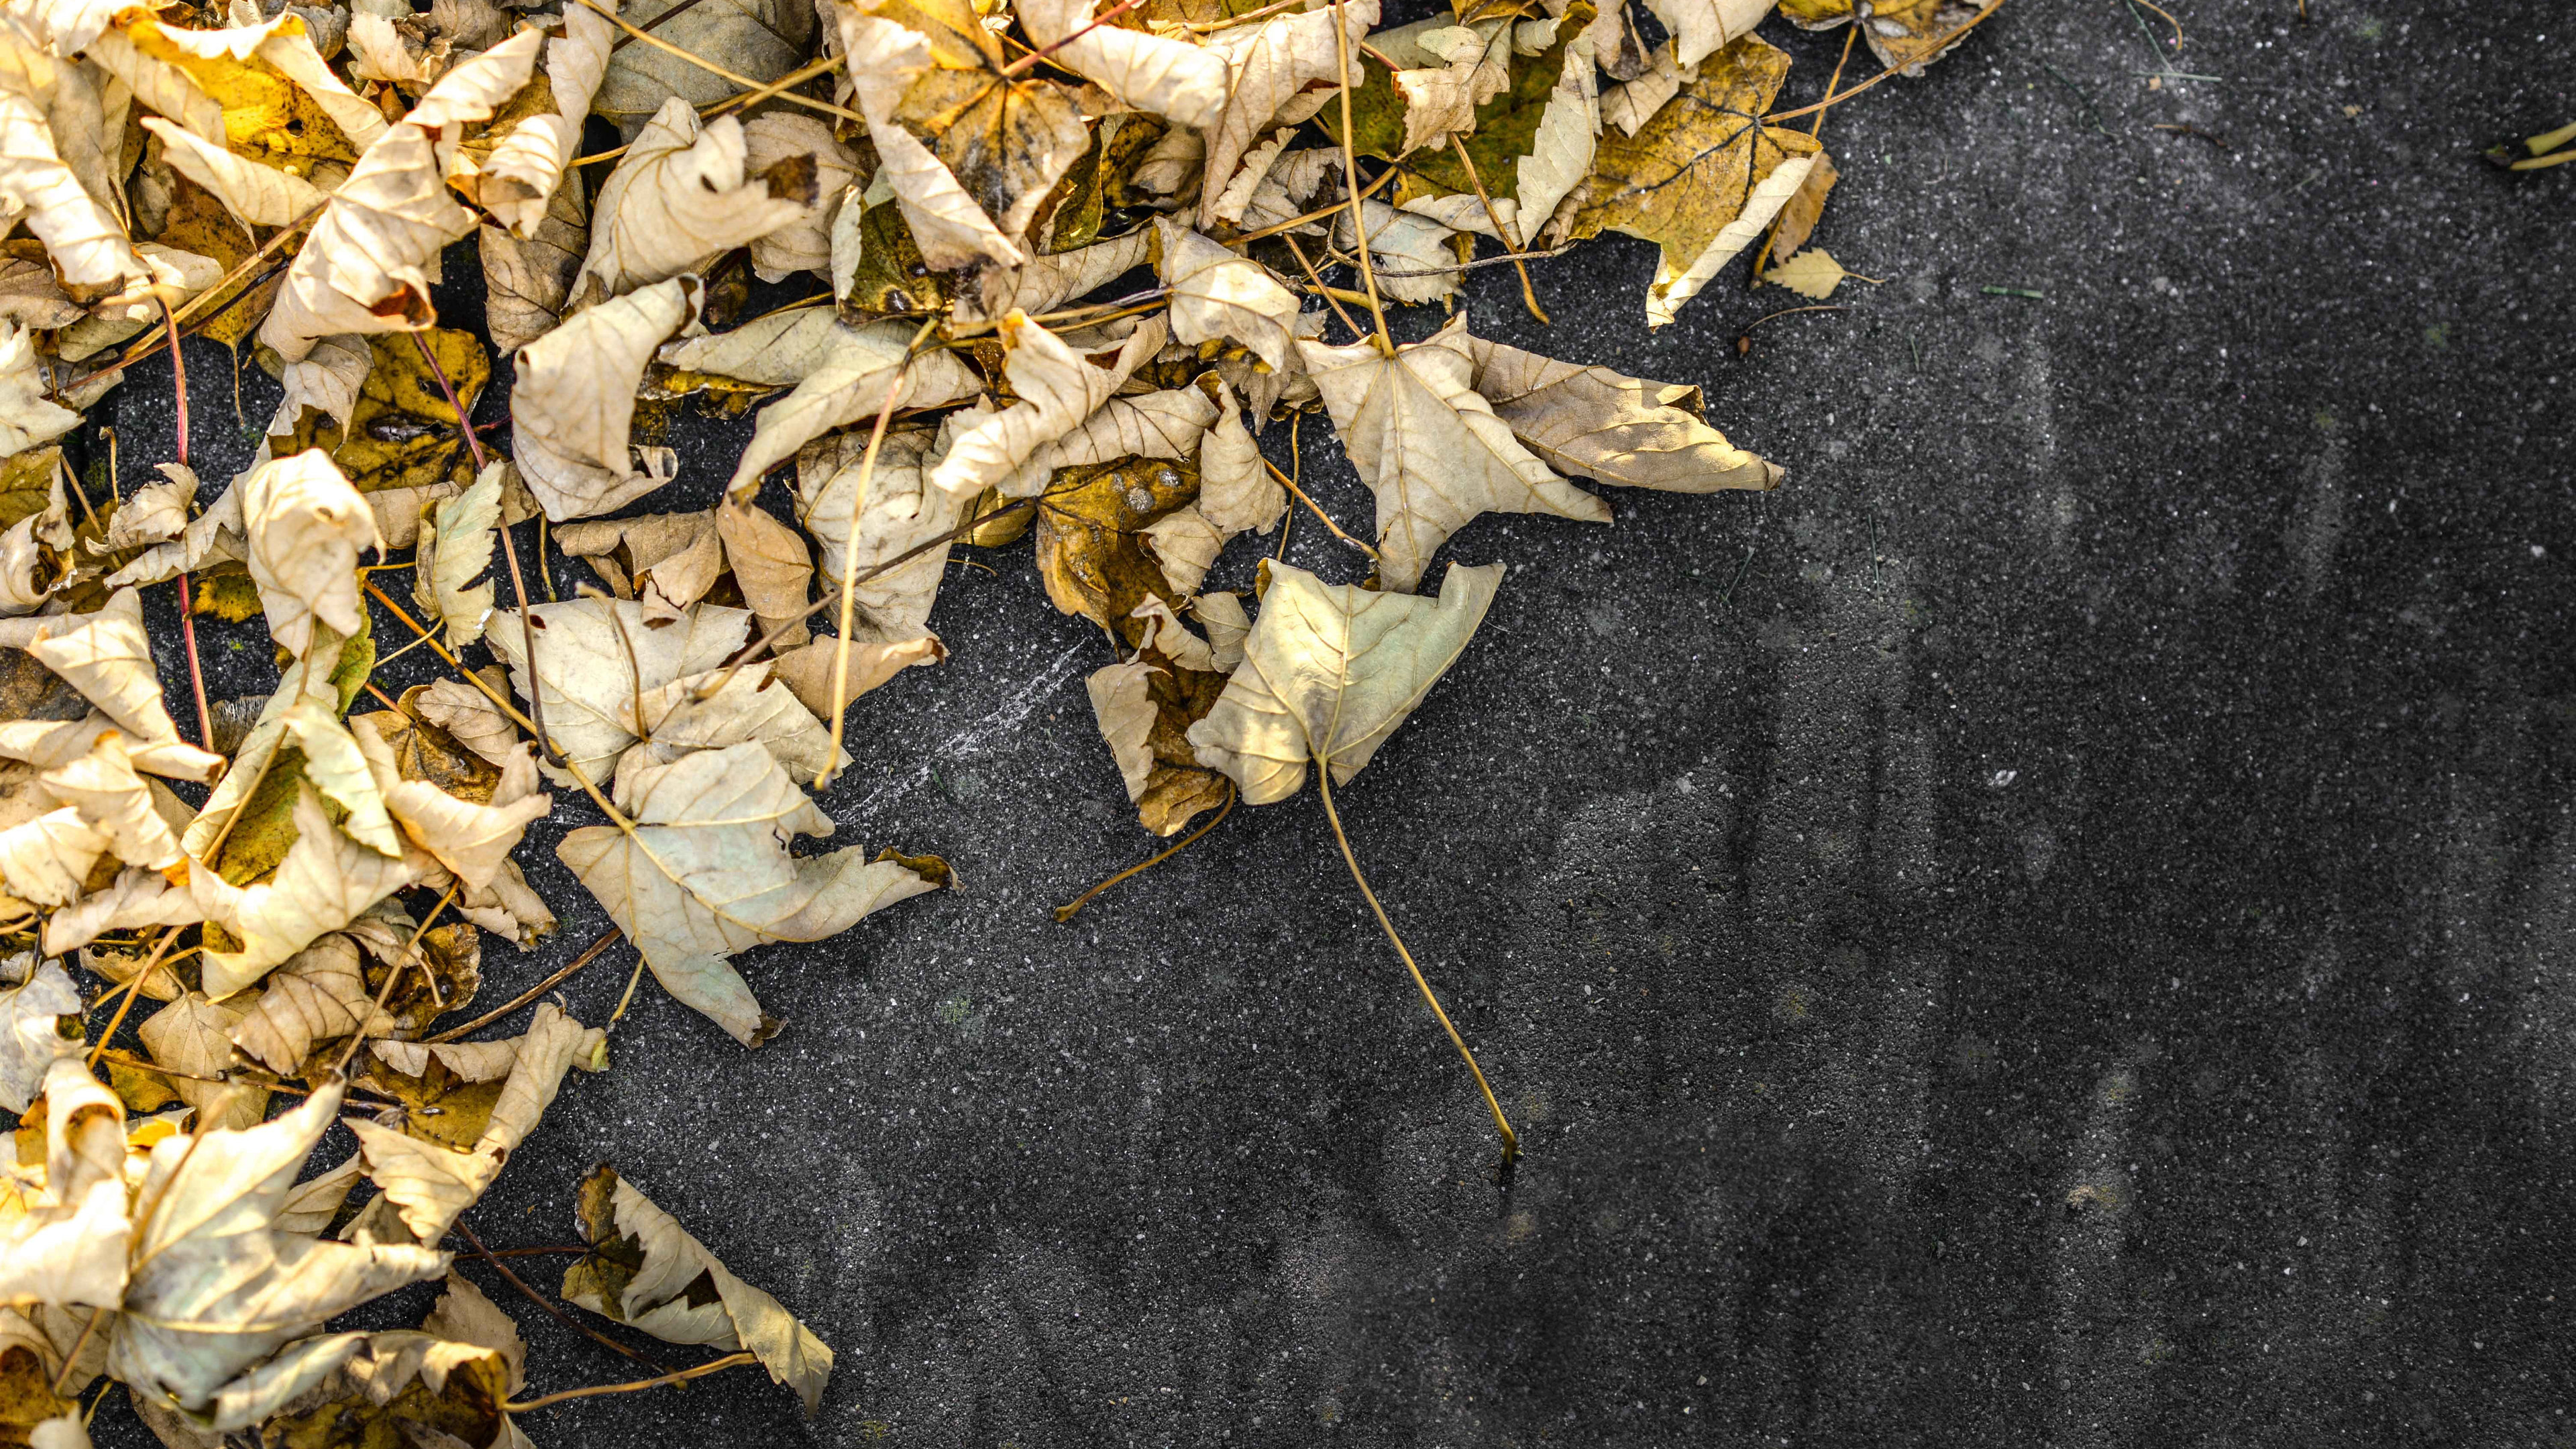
top-left (86, 1), bottom-right (2576, 1443)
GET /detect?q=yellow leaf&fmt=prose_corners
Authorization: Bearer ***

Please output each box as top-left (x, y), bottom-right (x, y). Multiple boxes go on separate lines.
top-left (1763, 245), bottom-right (1847, 298)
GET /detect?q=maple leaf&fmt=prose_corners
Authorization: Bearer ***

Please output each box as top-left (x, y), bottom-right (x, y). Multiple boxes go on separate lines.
top-left (484, 596), bottom-right (752, 782)
top-left (562, 1165), bottom-right (834, 1412)
top-left (38, 730), bottom-right (184, 871)
top-left (1155, 219), bottom-right (1299, 372)
top-left (556, 741), bottom-right (948, 1044)
top-left (1188, 559), bottom-right (1501, 804)
top-left (1195, 0), bottom-right (1381, 225)
top-left (596, 0), bottom-right (815, 136)
top-left (474, 0), bottom-right (615, 237)
top-left (136, 992), bottom-right (264, 1130)
top-left (350, 1002), bottom-right (602, 1243)
top-left (241, 449), bottom-right (383, 659)
top-left (0, 961), bottom-right (82, 1115)
top-left (0, 590), bottom-right (211, 773)
top-left (0, 1056), bottom-right (127, 1305)
top-left (1018, 0), bottom-right (1229, 127)
top-left (413, 461), bottom-right (500, 647)
top-left (1299, 313), bottom-right (1609, 593)
top-left (191, 782), bottom-right (413, 998)
top-left (1464, 332), bottom-right (1782, 492)
top-left (926, 312), bottom-right (1171, 498)
top-left (480, 181), bottom-right (588, 354)
top-left (1565, 33), bottom-right (1821, 324)
top-left (742, 113), bottom-right (864, 282)
top-left (228, 934), bottom-right (392, 1077)
top-left (105, 1083), bottom-right (450, 1430)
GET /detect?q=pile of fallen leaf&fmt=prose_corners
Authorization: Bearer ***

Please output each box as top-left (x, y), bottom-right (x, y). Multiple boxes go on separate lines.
top-left (0, 0), bottom-right (1996, 1438)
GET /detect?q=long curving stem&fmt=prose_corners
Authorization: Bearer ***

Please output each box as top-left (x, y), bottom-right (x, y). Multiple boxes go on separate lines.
top-left (1314, 767), bottom-right (1519, 1172)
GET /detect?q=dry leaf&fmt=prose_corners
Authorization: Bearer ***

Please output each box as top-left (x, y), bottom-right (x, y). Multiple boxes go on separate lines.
top-left (1189, 558), bottom-right (1501, 803)
top-left (657, 312), bottom-right (980, 499)
top-left (1779, 0), bottom-right (1997, 72)
top-left (1299, 313), bottom-right (1607, 592)
top-left (1567, 34), bottom-right (1819, 325)
top-left (833, 2), bottom-right (1024, 270)
top-left (1644, 0), bottom-right (1774, 68)
top-left (561, 1165), bottom-right (833, 1411)
top-left (1465, 332), bottom-right (1780, 492)
top-left (105, 1083), bottom-right (450, 1428)
top-left (241, 448), bottom-right (383, 659)
top-left (480, 182), bottom-right (588, 355)
top-left (414, 461), bottom-right (500, 647)
top-left (192, 782), bottom-right (414, 998)
top-left (476, 0), bottom-right (614, 237)
top-left (136, 991), bottom-right (264, 1129)
top-left (556, 740), bottom-right (946, 1044)
top-left (484, 596), bottom-right (752, 782)
top-left (353, 714), bottom-right (550, 894)
top-left (511, 274), bottom-right (703, 521)
top-left (38, 730), bottom-right (185, 871)
top-left (596, 0), bottom-right (814, 136)
top-left (572, 98), bottom-right (818, 305)
top-left (0, 591), bottom-right (197, 758)
top-left (0, 1056), bottom-right (125, 1305)
top-left (1017, 0), bottom-right (1228, 127)
top-left (791, 427), bottom-right (962, 686)
top-left (1195, 0), bottom-right (1381, 225)
top-left (926, 311), bottom-right (1169, 498)
top-left (1762, 244), bottom-right (1846, 298)
top-left (350, 1002), bottom-right (598, 1243)
top-left (0, 959), bottom-right (80, 1114)
top-left (1155, 218), bottom-right (1297, 371)
top-left (714, 497), bottom-right (812, 638)
top-left (257, 30), bottom-right (547, 361)
top-left (229, 934), bottom-right (392, 1076)
top-left (741, 113), bottom-right (861, 282)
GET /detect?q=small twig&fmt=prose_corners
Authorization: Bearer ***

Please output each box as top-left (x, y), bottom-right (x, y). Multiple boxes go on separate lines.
top-left (1330, 0), bottom-right (1391, 354)
top-left (1314, 767), bottom-right (1517, 1174)
top-left (570, 0), bottom-right (862, 125)
top-left (1263, 459), bottom-right (1377, 559)
top-left (1361, 242), bottom-right (1576, 279)
top-left (1002, 0), bottom-right (1146, 76)
top-left (607, 951), bottom-right (649, 1026)
top-left (607, 0), bottom-right (714, 50)
top-left (409, 334), bottom-right (558, 769)
top-left (1053, 782), bottom-right (1235, 922)
top-left (1978, 285), bottom-right (2045, 299)
top-left (85, 926), bottom-right (186, 1069)
top-left (2151, 121), bottom-right (2229, 148)
top-left (331, 884), bottom-right (458, 1075)
top-left (426, 928), bottom-right (624, 1042)
top-left (1281, 233), bottom-right (1364, 339)
top-left (2131, 0), bottom-right (2186, 46)
top-left (1446, 134), bottom-right (1546, 324)
top-left (1179, 0), bottom-right (1305, 29)
top-left (504, 1353), bottom-right (756, 1414)
top-left (459, 1222), bottom-right (672, 1376)
top-left (1275, 413), bottom-right (1301, 561)
top-left (160, 301), bottom-right (215, 755)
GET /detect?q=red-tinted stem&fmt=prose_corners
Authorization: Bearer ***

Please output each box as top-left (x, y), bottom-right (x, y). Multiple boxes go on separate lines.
top-left (161, 301), bottom-right (214, 752)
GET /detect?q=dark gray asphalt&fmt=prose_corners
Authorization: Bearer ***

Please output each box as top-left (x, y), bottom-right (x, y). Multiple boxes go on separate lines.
top-left (94, 1), bottom-right (2576, 1444)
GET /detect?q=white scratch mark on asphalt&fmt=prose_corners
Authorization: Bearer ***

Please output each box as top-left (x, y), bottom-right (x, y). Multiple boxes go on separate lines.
top-left (849, 643), bottom-right (1089, 817)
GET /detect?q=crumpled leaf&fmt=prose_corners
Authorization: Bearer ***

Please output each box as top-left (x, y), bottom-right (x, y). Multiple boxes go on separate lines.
top-left (257, 31), bottom-right (547, 362)
top-left (105, 1083), bottom-right (451, 1428)
top-left (572, 97), bottom-right (819, 306)
top-left (1300, 313), bottom-right (1608, 593)
top-left (741, 113), bottom-right (861, 282)
top-left (596, 0), bottom-right (814, 137)
top-left (484, 597), bottom-right (752, 783)
top-left (788, 427), bottom-right (961, 698)
top-left (1154, 219), bottom-right (1296, 372)
top-left (1017, 0), bottom-right (1227, 127)
top-left (192, 781), bottom-right (413, 998)
top-left (241, 448), bottom-right (383, 658)
top-left (42, 865), bottom-right (199, 957)
top-left (0, 959), bottom-right (80, 1115)
top-left (350, 1002), bottom-right (599, 1244)
top-left (39, 729), bottom-right (185, 871)
top-left (0, 74), bottom-right (142, 303)
top-left (953, 228), bottom-right (1152, 325)
top-left (554, 509), bottom-right (722, 612)
top-left (0, 591), bottom-right (211, 774)
top-left (561, 1164), bottom-right (833, 1412)
top-left (1189, 558), bottom-right (1501, 804)
top-left (0, 1056), bottom-right (125, 1306)
top-left (511, 274), bottom-right (704, 521)
top-left (654, 311), bottom-right (979, 499)
top-left (627, 659), bottom-right (845, 786)
top-left (713, 498), bottom-right (811, 639)
top-left (421, 1272), bottom-right (524, 1393)
top-left (136, 992), bottom-right (264, 1129)
top-left (414, 460), bottom-right (500, 647)
top-left (832, 0), bottom-right (1038, 270)
top-left (229, 934), bottom-right (392, 1077)
top-left (353, 714), bottom-right (549, 894)
top-left (926, 312), bottom-right (1169, 498)
top-left (475, 0), bottom-right (615, 237)
top-left (256, 1329), bottom-right (521, 1449)
top-left (1195, 0), bottom-right (1381, 224)
top-left (0, 323), bottom-right (76, 459)
top-left (481, 178), bottom-right (588, 356)
top-left (556, 741), bottom-right (947, 1044)
top-left (1566, 34), bottom-right (1821, 325)
top-left (411, 673), bottom-right (521, 768)
top-left (0, 807), bottom-right (103, 908)
top-left (1465, 332), bottom-right (1781, 492)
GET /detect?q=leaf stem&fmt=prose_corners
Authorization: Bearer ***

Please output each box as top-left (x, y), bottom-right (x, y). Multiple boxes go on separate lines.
top-left (1263, 458), bottom-right (1377, 560)
top-left (1279, 233), bottom-right (1364, 340)
top-left (1227, 164), bottom-right (1397, 248)
top-left (160, 300), bottom-right (215, 755)
top-left (1053, 782), bottom-right (1234, 922)
top-left (1444, 134), bottom-right (1546, 325)
top-left (1328, 0), bottom-right (1391, 354)
top-left (69, 203), bottom-right (324, 392)
top-left (459, 1222), bottom-right (672, 1377)
top-left (1313, 767), bottom-right (1518, 1173)
top-left (818, 315), bottom-right (940, 790)
top-left (426, 927), bottom-right (624, 1042)
top-left (503, 1352), bottom-right (755, 1413)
